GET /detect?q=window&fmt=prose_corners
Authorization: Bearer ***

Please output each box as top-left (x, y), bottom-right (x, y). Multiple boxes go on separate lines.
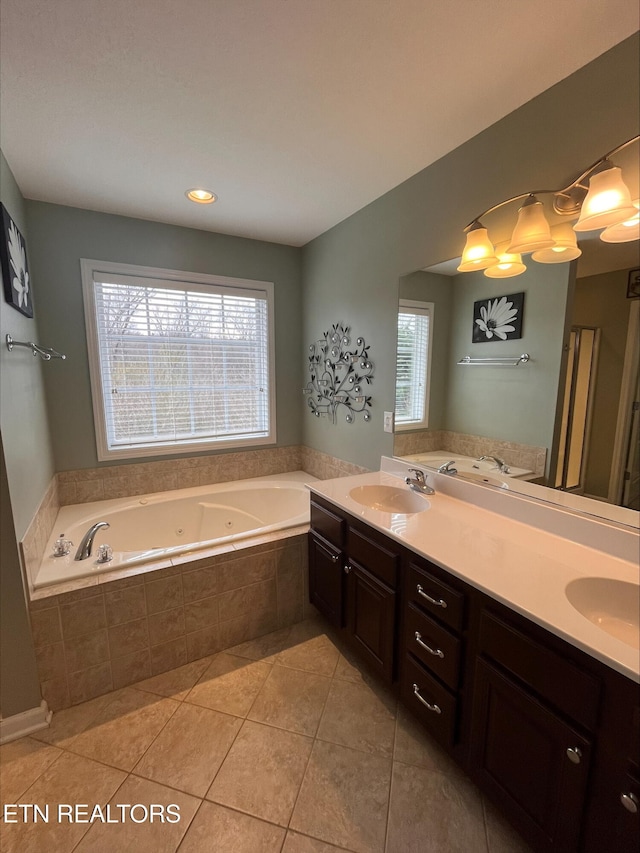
top-left (82, 260), bottom-right (275, 460)
top-left (395, 300), bottom-right (433, 429)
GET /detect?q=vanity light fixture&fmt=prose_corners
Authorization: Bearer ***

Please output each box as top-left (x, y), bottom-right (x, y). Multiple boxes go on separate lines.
top-left (185, 188), bottom-right (217, 204)
top-left (484, 243), bottom-right (527, 278)
top-left (600, 199), bottom-right (640, 243)
top-left (573, 164), bottom-right (637, 231)
top-left (506, 195), bottom-right (554, 254)
top-left (531, 223), bottom-right (582, 263)
top-left (456, 135), bottom-right (639, 277)
top-left (457, 222), bottom-right (498, 272)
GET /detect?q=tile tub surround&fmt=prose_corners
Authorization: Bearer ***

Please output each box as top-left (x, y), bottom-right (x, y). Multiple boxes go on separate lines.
top-left (300, 446), bottom-right (369, 481)
top-left (18, 475), bottom-right (59, 588)
top-left (27, 534), bottom-right (309, 711)
top-left (393, 430), bottom-right (546, 476)
top-left (56, 445), bottom-right (305, 506)
top-left (0, 617), bottom-right (532, 853)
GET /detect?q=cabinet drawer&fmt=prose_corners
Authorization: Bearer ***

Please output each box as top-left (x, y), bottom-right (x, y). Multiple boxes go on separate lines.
top-left (407, 562), bottom-right (464, 633)
top-left (479, 610), bottom-right (600, 731)
top-left (347, 527), bottom-right (398, 588)
top-left (404, 604), bottom-right (461, 691)
top-left (400, 653), bottom-right (457, 748)
top-left (310, 501), bottom-right (345, 548)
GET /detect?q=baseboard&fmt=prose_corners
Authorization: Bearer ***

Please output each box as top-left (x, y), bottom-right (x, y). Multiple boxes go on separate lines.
top-left (0, 700), bottom-right (52, 744)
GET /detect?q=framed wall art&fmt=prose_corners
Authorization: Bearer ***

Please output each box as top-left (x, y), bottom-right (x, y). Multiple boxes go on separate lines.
top-left (472, 292), bottom-right (524, 343)
top-left (1, 203), bottom-right (33, 318)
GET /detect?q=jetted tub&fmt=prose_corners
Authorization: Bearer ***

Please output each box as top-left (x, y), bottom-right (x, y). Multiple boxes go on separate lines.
top-left (35, 472), bottom-right (314, 590)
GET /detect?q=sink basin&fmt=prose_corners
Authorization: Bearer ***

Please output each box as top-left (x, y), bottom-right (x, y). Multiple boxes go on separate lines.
top-left (349, 485), bottom-right (430, 514)
top-left (565, 578), bottom-right (640, 649)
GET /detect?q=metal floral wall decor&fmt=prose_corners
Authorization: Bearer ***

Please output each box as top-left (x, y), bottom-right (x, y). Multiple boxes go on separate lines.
top-left (472, 292), bottom-right (524, 343)
top-left (0, 203), bottom-right (33, 318)
top-left (304, 323), bottom-right (374, 423)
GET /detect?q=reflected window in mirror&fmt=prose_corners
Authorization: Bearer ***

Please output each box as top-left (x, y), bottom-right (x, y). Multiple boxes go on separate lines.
top-left (395, 300), bottom-right (433, 430)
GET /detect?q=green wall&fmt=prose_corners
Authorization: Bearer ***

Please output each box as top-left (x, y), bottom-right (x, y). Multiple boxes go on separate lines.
top-left (0, 154), bottom-right (47, 716)
top-left (26, 202), bottom-right (303, 471)
top-left (0, 153), bottom-right (55, 537)
top-left (445, 264), bottom-right (571, 451)
top-left (302, 35), bottom-right (640, 471)
top-left (1, 435), bottom-right (42, 717)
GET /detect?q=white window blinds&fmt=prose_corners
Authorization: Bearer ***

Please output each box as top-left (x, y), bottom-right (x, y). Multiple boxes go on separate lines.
top-left (84, 264), bottom-right (274, 459)
top-left (395, 303), bottom-right (431, 427)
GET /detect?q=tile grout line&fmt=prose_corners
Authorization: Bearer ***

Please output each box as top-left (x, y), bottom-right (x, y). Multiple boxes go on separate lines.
top-left (3, 745), bottom-right (66, 807)
top-left (67, 770), bottom-right (133, 853)
top-left (283, 644), bottom-right (342, 840)
top-left (383, 706), bottom-right (401, 853)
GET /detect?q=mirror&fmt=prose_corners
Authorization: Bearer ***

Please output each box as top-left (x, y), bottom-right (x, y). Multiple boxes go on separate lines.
top-left (393, 200), bottom-right (639, 527)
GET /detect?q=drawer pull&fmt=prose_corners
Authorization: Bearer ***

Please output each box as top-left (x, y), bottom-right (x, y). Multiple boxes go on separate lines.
top-left (416, 584), bottom-right (447, 609)
top-left (414, 631), bottom-right (444, 658)
top-left (330, 554), bottom-right (339, 563)
top-left (412, 683), bottom-right (442, 714)
top-left (566, 746), bottom-right (582, 765)
top-left (344, 564), bottom-right (352, 574)
top-left (620, 792), bottom-right (639, 814)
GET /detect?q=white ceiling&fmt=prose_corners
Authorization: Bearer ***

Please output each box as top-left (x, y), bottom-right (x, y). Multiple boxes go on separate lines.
top-left (1, 1), bottom-right (637, 246)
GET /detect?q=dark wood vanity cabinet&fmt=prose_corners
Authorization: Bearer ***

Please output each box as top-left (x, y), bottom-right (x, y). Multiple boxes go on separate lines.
top-left (308, 498), bottom-right (399, 682)
top-left (308, 494), bottom-right (639, 853)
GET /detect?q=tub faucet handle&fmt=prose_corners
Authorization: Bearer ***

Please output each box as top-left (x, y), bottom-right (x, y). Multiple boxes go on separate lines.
top-left (53, 534), bottom-right (73, 557)
top-left (96, 544), bottom-right (113, 564)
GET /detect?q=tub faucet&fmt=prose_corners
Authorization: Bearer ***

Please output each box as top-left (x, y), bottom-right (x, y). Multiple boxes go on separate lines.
top-left (75, 521), bottom-right (110, 561)
top-left (475, 455), bottom-right (510, 474)
top-left (405, 468), bottom-right (435, 495)
top-left (437, 460), bottom-right (458, 475)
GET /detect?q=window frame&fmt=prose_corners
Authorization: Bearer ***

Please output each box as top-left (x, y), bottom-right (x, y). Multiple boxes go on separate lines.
top-left (81, 258), bottom-right (277, 461)
top-left (395, 298), bottom-right (434, 432)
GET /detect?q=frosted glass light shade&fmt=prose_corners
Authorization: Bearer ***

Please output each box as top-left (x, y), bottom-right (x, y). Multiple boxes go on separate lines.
top-left (532, 223), bottom-right (582, 263)
top-left (484, 243), bottom-right (526, 278)
top-left (600, 200), bottom-right (640, 243)
top-left (574, 165), bottom-right (637, 231)
top-left (507, 196), bottom-right (554, 254)
top-left (457, 224), bottom-right (498, 271)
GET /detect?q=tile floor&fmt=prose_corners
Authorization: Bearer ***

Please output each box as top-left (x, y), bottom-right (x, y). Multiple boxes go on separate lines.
top-left (0, 615), bottom-right (532, 853)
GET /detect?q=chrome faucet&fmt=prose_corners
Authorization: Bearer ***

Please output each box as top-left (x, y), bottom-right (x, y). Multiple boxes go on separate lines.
top-left (437, 460), bottom-right (458, 475)
top-left (75, 521), bottom-right (110, 561)
top-left (405, 468), bottom-right (435, 495)
top-left (475, 455), bottom-right (510, 474)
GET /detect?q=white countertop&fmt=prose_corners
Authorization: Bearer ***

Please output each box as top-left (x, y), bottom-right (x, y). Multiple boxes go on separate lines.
top-left (309, 463), bottom-right (640, 682)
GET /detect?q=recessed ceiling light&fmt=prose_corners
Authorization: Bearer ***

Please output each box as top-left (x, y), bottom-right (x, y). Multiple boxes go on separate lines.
top-left (185, 188), bottom-right (217, 204)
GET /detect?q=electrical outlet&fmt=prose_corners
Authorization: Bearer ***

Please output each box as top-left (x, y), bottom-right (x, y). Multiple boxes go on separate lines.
top-left (383, 411), bottom-right (394, 433)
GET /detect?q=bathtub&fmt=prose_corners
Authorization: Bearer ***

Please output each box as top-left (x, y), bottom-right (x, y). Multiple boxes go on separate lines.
top-left (399, 452), bottom-right (536, 480)
top-left (35, 471), bottom-right (315, 590)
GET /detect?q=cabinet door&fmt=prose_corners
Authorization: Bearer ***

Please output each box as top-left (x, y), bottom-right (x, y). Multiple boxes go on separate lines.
top-left (470, 658), bottom-right (591, 853)
top-left (308, 534), bottom-right (344, 628)
top-left (345, 559), bottom-right (395, 682)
